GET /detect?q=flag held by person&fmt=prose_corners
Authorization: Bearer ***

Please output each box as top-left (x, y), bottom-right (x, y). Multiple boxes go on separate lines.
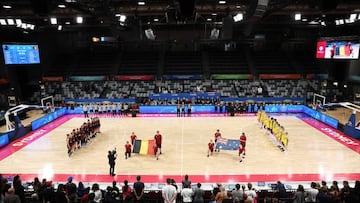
top-left (133, 139), bottom-right (155, 155)
top-left (215, 137), bottom-right (240, 150)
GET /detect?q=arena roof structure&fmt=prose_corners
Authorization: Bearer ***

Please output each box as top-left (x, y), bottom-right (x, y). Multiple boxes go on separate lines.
top-left (0, 0), bottom-right (359, 46)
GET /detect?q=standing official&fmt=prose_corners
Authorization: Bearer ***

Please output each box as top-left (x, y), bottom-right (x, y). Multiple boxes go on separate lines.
top-left (108, 149), bottom-right (117, 176)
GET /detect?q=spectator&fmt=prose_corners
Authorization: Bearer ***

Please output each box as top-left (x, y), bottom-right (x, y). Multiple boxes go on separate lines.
top-left (133, 176), bottom-right (145, 203)
top-left (77, 182), bottom-right (86, 199)
top-left (31, 177), bottom-right (41, 201)
top-left (305, 182), bottom-right (319, 203)
top-left (181, 184), bottom-right (193, 203)
top-left (215, 186), bottom-right (227, 203)
top-left (4, 187), bottom-right (21, 203)
top-left (339, 180), bottom-right (356, 203)
top-left (245, 183), bottom-right (256, 203)
top-left (111, 181), bottom-right (120, 201)
top-left (276, 181), bottom-right (287, 202)
top-left (12, 175), bottom-right (25, 203)
top-left (317, 187), bottom-right (332, 203)
top-left (182, 175), bottom-right (191, 188)
top-left (231, 184), bottom-right (244, 203)
top-left (193, 183), bottom-right (204, 203)
top-left (65, 176), bottom-right (77, 203)
top-left (122, 180), bottom-right (132, 203)
top-left (90, 184), bottom-right (102, 203)
top-left (53, 184), bottom-right (68, 203)
top-left (293, 185), bottom-right (305, 203)
top-left (162, 178), bottom-right (177, 203)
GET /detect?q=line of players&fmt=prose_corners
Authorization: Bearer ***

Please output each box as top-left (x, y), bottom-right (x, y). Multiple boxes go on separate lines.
top-left (123, 131), bottom-right (163, 160)
top-left (82, 103), bottom-right (136, 118)
top-left (257, 110), bottom-right (289, 149)
top-left (207, 129), bottom-right (247, 162)
top-left (66, 117), bottom-right (101, 156)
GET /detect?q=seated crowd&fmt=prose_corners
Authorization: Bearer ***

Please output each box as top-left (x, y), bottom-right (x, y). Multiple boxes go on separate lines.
top-left (0, 174), bottom-right (359, 203)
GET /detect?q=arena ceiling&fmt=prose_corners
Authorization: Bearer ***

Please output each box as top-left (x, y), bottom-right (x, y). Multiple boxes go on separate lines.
top-left (0, 0), bottom-right (359, 45)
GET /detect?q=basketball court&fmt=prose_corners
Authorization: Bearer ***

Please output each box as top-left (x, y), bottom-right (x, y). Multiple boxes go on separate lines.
top-left (0, 113), bottom-right (359, 184)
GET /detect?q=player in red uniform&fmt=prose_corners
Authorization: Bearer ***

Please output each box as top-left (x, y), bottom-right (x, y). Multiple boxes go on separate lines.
top-left (207, 139), bottom-right (215, 157)
top-left (214, 129), bottom-right (221, 152)
top-left (125, 141), bottom-right (132, 159)
top-left (130, 132), bottom-right (137, 145)
top-left (154, 130), bottom-right (162, 154)
top-left (153, 143), bottom-right (160, 160)
top-left (238, 145), bottom-right (245, 162)
top-left (240, 132), bottom-right (247, 156)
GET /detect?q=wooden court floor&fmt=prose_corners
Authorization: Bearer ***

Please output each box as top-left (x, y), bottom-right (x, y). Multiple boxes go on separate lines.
top-left (0, 114), bottom-right (359, 183)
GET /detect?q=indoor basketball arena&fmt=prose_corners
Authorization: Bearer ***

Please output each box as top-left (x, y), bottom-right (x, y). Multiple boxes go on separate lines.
top-left (0, 0), bottom-right (359, 203)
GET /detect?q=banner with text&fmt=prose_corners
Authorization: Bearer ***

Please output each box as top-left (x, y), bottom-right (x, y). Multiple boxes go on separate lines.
top-left (114, 75), bottom-right (154, 81)
top-left (259, 74), bottom-right (301, 79)
top-left (149, 92), bottom-right (220, 100)
top-left (42, 76), bottom-right (64, 82)
top-left (306, 74), bottom-right (329, 79)
top-left (68, 75), bottom-right (109, 81)
top-left (162, 74), bottom-right (202, 80)
top-left (211, 74), bottom-right (253, 80)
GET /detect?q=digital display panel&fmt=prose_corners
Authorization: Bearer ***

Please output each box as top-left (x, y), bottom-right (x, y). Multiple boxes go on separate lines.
top-left (2, 44), bottom-right (40, 64)
top-left (316, 40), bottom-right (360, 59)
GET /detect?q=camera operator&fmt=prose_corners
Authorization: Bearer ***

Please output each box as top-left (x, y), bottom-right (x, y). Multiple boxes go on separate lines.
top-left (108, 148), bottom-right (117, 176)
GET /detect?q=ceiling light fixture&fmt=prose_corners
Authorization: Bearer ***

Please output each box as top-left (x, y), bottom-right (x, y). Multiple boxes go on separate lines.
top-left (58, 4), bottom-right (66, 8)
top-left (65, 21), bottom-right (70, 25)
top-left (76, 16), bottom-right (83, 24)
top-left (233, 13), bottom-right (243, 22)
top-left (50, 17), bottom-right (57, 25)
top-left (3, 5), bottom-right (12, 9)
top-left (0, 19), bottom-right (6, 25)
top-left (350, 13), bottom-right (357, 20)
top-left (119, 15), bottom-right (126, 22)
top-left (7, 19), bottom-right (14, 25)
top-left (218, 1), bottom-right (226, 4)
top-left (58, 25), bottom-right (62, 31)
top-left (339, 19), bottom-right (344, 25)
top-left (207, 18), bottom-right (212, 21)
top-left (138, 1), bottom-right (145, 6)
top-left (154, 18), bottom-right (159, 22)
top-left (15, 19), bottom-right (22, 25)
top-left (294, 13), bottom-right (301, 21)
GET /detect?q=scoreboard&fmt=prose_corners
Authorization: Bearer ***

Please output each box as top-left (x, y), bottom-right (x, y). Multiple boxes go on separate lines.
top-left (2, 44), bottom-right (40, 65)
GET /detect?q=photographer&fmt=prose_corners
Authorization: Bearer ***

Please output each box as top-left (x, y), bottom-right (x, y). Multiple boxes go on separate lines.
top-left (108, 148), bottom-right (117, 176)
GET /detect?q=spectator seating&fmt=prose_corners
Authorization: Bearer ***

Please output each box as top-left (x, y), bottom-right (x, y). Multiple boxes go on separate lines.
top-left (208, 51), bottom-right (249, 74)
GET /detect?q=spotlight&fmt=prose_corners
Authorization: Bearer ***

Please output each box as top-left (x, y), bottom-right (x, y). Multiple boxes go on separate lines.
top-left (233, 13), bottom-right (243, 22)
top-left (294, 13), bottom-right (301, 21)
top-left (145, 28), bottom-right (156, 40)
top-left (76, 16), bottom-right (83, 24)
top-left (50, 17), bottom-right (57, 25)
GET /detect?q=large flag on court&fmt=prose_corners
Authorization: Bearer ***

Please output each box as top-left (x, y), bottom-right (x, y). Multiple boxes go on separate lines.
top-left (215, 137), bottom-right (240, 150)
top-left (132, 139), bottom-right (155, 155)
